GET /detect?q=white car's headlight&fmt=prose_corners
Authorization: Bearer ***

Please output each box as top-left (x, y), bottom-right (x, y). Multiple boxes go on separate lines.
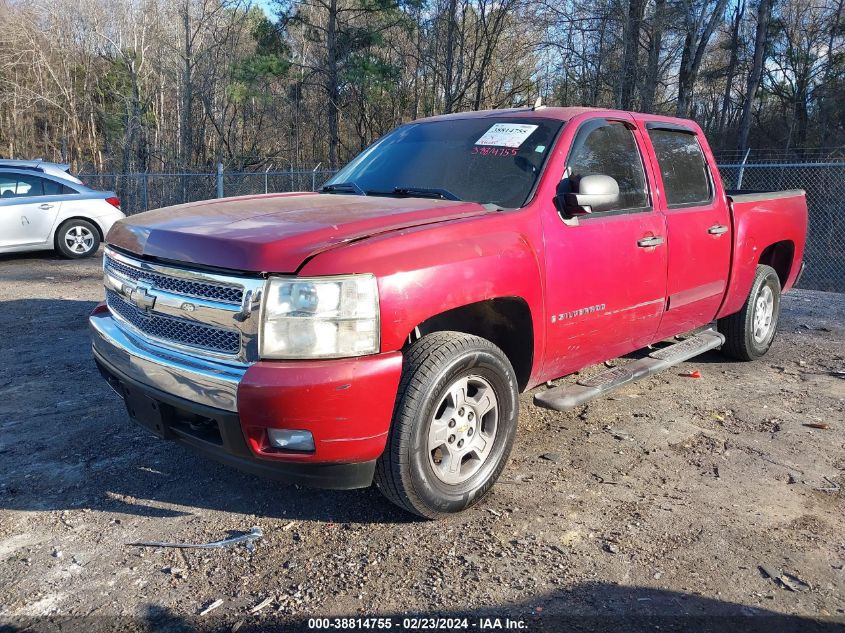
top-left (260, 275), bottom-right (379, 359)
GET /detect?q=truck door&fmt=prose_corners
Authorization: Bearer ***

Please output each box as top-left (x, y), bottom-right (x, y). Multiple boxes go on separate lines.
top-left (541, 117), bottom-right (667, 379)
top-left (643, 123), bottom-right (732, 339)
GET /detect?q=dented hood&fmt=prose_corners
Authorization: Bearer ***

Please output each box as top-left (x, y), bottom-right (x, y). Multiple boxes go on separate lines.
top-left (107, 192), bottom-right (491, 272)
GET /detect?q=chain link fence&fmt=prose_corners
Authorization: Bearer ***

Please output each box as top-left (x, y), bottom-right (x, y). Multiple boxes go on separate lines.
top-left (81, 162), bottom-right (845, 293)
top-left (716, 162), bottom-right (845, 293)
top-left (79, 169), bottom-right (339, 216)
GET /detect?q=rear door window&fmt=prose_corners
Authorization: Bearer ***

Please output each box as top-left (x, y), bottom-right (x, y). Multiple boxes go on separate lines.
top-left (648, 129), bottom-right (712, 207)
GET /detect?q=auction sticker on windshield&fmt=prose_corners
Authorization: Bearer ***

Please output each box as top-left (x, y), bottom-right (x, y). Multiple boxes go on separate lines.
top-left (475, 123), bottom-right (538, 148)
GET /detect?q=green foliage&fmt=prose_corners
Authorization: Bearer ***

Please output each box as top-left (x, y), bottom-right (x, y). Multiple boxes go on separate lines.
top-left (94, 59), bottom-right (133, 141)
top-left (343, 54), bottom-right (400, 91)
top-left (228, 15), bottom-right (291, 104)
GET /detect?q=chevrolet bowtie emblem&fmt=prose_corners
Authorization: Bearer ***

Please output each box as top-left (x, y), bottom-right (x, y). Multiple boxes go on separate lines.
top-left (127, 282), bottom-right (156, 312)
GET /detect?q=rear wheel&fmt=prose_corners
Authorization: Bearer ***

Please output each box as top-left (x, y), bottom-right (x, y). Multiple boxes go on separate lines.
top-left (718, 264), bottom-right (781, 360)
top-left (375, 332), bottom-right (519, 519)
top-left (56, 219), bottom-right (100, 259)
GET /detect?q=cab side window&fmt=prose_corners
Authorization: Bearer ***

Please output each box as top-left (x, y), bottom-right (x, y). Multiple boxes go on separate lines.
top-left (648, 129), bottom-right (712, 207)
top-left (565, 122), bottom-right (649, 212)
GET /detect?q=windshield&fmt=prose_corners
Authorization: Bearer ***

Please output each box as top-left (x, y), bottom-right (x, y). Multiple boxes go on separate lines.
top-left (325, 116), bottom-right (564, 209)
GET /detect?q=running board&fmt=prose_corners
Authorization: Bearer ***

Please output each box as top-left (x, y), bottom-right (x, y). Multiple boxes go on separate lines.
top-left (534, 329), bottom-right (725, 411)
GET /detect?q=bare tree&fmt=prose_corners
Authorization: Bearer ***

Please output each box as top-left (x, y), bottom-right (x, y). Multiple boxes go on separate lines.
top-left (676, 0), bottom-right (730, 117)
top-left (1, 0), bottom-right (844, 173)
top-left (619, 0), bottom-right (645, 110)
top-left (737, 0), bottom-right (773, 151)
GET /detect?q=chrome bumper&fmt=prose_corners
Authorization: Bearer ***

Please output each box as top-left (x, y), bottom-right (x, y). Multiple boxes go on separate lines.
top-left (90, 311), bottom-right (246, 412)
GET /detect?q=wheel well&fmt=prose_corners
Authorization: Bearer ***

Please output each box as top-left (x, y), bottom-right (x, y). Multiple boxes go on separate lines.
top-left (54, 217), bottom-right (104, 246)
top-left (758, 240), bottom-right (794, 288)
top-left (409, 298), bottom-right (534, 391)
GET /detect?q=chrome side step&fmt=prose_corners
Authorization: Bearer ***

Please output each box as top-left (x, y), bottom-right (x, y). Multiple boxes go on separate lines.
top-left (533, 329), bottom-right (725, 411)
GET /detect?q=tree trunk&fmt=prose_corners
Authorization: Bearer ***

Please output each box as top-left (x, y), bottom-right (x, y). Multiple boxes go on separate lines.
top-left (738, 0), bottom-right (773, 151)
top-left (717, 1), bottom-right (745, 141)
top-left (180, 0), bottom-right (193, 168)
top-left (818, 0), bottom-right (844, 143)
top-left (326, 0), bottom-right (340, 168)
top-left (619, 0), bottom-right (645, 110)
top-left (640, 0), bottom-right (666, 112)
top-left (443, 0), bottom-right (458, 113)
top-left (676, 0), bottom-right (729, 117)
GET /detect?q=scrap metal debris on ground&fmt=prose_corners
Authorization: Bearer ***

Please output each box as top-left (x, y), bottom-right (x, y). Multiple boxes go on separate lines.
top-left (759, 566), bottom-right (812, 592)
top-left (198, 598), bottom-right (224, 616)
top-left (128, 526), bottom-right (263, 551)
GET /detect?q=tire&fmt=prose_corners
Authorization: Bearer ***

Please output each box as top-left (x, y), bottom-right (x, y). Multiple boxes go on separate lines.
top-left (375, 332), bottom-right (519, 519)
top-left (718, 264), bottom-right (781, 361)
top-left (56, 219), bottom-right (100, 259)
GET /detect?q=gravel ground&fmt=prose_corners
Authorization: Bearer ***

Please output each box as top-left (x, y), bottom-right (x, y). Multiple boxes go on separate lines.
top-left (0, 250), bottom-right (843, 632)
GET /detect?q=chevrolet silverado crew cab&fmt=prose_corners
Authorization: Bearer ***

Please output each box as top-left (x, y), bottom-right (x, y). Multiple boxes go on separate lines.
top-left (90, 107), bottom-right (807, 518)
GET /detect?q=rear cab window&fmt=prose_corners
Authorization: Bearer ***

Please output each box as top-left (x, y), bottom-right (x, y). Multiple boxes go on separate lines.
top-left (647, 128), bottom-right (712, 207)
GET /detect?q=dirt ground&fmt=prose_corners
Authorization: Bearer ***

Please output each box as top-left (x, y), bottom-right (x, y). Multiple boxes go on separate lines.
top-left (0, 250), bottom-right (843, 632)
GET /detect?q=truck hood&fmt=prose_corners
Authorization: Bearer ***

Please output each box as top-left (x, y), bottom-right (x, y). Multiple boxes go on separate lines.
top-left (107, 192), bottom-right (491, 272)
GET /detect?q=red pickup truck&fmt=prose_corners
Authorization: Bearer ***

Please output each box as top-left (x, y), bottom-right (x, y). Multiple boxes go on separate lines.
top-left (90, 107), bottom-right (807, 518)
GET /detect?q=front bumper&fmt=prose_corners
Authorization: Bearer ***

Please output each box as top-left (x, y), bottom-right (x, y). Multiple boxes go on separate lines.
top-left (91, 306), bottom-right (244, 411)
top-left (90, 308), bottom-right (404, 489)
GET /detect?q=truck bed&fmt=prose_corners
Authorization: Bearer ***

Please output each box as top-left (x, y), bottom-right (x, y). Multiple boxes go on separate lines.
top-left (715, 188), bottom-right (808, 319)
top-left (725, 188), bottom-right (806, 203)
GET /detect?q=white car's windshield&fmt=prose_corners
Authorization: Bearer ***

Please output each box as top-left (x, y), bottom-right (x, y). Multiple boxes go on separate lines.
top-left (324, 116), bottom-right (563, 209)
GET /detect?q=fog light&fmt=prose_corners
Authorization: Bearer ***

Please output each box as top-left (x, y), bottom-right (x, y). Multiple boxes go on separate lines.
top-left (267, 428), bottom-right (315, 452)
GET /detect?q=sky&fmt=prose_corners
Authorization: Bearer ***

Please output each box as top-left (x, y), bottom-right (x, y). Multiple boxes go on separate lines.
top-left (256, 0), bottom-right (277, 19)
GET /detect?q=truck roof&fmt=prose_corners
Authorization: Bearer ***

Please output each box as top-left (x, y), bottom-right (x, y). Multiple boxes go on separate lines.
top-left (413, 106), bottom-right (697, 128)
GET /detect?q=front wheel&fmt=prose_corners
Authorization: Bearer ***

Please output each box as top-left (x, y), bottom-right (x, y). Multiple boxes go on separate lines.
top-left (718, 264), bottom-right (781, 361)
top-left (375, 332), bottom-right (519, 519)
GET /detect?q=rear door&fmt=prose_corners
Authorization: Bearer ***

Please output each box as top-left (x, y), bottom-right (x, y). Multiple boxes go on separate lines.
top-left (0, 172), bottom-right (62, 247)
top-left (541, 116), bottom-right (668, 379)
top-left (643, 124), bottom-right (731, 339)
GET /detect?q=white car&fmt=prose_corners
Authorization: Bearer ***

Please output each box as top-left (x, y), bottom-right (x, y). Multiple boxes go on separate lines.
top-left (0, 160), bottom-right (126, 258)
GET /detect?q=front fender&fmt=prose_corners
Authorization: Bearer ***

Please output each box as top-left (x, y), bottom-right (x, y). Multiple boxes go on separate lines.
top-left (299, 215), bottom-right (545, 381)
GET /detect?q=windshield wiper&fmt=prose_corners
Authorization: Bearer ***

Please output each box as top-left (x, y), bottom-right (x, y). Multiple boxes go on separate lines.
top-left (391, 186), bottom-right (462, 201)
top-left (321, 181), bottom-right (367, 196)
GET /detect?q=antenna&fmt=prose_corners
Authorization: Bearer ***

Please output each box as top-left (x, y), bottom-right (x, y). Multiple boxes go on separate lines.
top-left (532, 96), bottom-right (546, 111)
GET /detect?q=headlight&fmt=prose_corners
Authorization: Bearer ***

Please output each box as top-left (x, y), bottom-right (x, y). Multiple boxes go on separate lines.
top-left (260, 275), bottom-right (379, 359)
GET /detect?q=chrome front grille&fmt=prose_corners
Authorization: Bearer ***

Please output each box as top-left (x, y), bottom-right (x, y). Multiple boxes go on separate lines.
top-left (106, 290), bottom-right (240, 355)
top-left (102, 247), bottom-right (265, 362)
top-left (104, 255), bottom-right (243, 304)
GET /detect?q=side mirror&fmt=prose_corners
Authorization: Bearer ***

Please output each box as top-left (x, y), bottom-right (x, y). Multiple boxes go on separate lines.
top-left (557, 174), bottom-right (620, 217)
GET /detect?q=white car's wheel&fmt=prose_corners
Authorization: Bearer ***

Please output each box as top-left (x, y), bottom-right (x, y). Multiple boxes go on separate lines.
top-left (56, 220), bottom-right (100, 259)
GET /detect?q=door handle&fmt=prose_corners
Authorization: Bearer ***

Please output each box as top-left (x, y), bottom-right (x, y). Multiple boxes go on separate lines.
top-left (39, 203), bottom-right (54, 210)
top-left (708, 224), bottom-right (728, 235)
top-left (637, 236), bottom-right (664, 248)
